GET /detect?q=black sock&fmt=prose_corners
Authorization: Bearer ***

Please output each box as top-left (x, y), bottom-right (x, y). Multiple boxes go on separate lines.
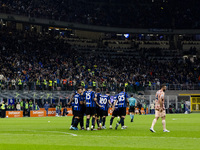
top-left (96, 119), bottom-right (99, 127)
top-left (80, 117), bottom-right (84, 128)
top-left (86, 118), bottom-right (90, 128)
top-left (92, 117), bottom-right (95, 126)
top-left (77, 118), bottom-right (80, 128)
top-left (110, 117), bottom-right (114, 125)
top-left (99, 117), bottom-right (102, 124)
top-left (103, 117), bottom-right (106, 126)
top-left (121, 118), bottom-right (124, 126)
top-left (71, 116), bottom-right (75, 126)
top-left (118, 118), bottom-right (121, 124)
top-left (73, 118), bottom-right (78, 128)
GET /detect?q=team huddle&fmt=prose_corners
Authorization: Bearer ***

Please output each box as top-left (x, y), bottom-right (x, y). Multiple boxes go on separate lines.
top-left (68, 84), bottom-right (169, 132)
top-left (68, 86), bottom-right (130, 130)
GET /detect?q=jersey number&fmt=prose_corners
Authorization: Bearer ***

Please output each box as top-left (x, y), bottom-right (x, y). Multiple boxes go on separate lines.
top-left (118, 95), bottom-right (125, 102)
top-left (75, 98), bottom-right (78, 104)
top-left (86, 93), bottom-right (91, 100)
top-left (100, 98), bottom-right (107, 104)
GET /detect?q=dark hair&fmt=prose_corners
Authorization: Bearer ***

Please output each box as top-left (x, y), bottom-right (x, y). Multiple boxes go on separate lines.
top-left (96, 88), bottom-right (101, 93)
top-left (88, 85), bottom-right (93, 89)
top-left (161, 84), bottom-right (166, 88)
top-left (77, 86), bottom-right (83, 90)
top-left (120, 87), bottom-right (125, 91)
top-left (131, 94), bottom-right (133, 97)
top-left (106, 91), bottom-right (110, 94)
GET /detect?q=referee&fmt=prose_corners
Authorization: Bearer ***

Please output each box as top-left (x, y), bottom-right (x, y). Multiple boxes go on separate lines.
top-left (129, 95), bottom-right (137, 122)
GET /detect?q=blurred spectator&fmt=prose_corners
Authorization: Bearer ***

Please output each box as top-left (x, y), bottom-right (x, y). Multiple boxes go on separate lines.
top-left (24, 101), bottom-right (29, 116)
top-left (34, 102), bottom-right (40, 110)
top-left (150, 102), bottom-right (155, 114)
top-left (16, 102), bottom-right (21, 111)
top-left (62, 106), bottom-right (68, 116)
top-left (1, 0), bottom-right (200, 29)
top-left (0, 27), bottom-right (199, 93)
top-left (143, 102), bottom-right (147, 115)
top-left (56, 103), bottom-right (62, 117)
top-left (44, 101), bottom-right (50, 116)
top-left (0, 101), bottom-right (6, 118)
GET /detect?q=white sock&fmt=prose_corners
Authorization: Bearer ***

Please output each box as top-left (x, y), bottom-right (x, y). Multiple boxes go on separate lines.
top-left (151, 119), bottom-right (157, 129)
top-left (162, 120), bottom-right (166, 130)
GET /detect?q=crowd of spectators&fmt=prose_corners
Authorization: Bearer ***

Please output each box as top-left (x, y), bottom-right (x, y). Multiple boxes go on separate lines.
top-left (0, 26), bottom-right (200, 93)
top-left (0, 0), bottom-right (200, 29)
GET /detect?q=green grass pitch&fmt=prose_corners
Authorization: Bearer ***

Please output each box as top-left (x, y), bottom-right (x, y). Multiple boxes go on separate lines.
top-left (0, 114), bottom-right (199, 150)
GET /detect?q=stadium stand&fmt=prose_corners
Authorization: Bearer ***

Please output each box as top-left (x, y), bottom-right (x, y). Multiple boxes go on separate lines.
top-left (0, 0), bottom-right (200, 29)
top-left (0, 26), bottom-right (200, 93)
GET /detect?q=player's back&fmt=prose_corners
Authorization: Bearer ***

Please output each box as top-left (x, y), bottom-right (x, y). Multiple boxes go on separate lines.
top-left (99, 94), bottom-right (110, 111)
top-left (117, 91), bottom-right (128, 108)
top-left (73, 93), bottom-right (82, 111)
top-left (84, 90), bottom-right (96, 107)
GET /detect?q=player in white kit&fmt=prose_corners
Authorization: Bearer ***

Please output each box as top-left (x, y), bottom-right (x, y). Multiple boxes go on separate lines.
top-left (150, 84), bottom-right (170, 133)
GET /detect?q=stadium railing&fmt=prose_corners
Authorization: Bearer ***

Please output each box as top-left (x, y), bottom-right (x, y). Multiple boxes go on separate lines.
top-left (0, 82), bottom-right (200, 92)
top-left (144, 84), bottom-right (200, 91)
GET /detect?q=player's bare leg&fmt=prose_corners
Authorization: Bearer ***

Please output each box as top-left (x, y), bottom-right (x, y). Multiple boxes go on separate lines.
top-left (162, 116), bottom-right (170, 132)
top-left (150, 117), bottom-right (159, 132)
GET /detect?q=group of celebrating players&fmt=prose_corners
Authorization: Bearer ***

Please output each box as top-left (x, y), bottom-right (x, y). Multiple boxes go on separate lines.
top-left (68, 84), bottom-right (170, 133)
top-left (68, 86), bottom-right (131, 130)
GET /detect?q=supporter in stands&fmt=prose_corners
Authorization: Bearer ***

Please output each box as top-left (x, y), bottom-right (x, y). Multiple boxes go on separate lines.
top-left (1, 0), bottom-right (200, 29)
top-left (0, 27), bottom-right (200, 93)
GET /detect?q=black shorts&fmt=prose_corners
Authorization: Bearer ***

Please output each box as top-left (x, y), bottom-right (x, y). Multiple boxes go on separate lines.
top-left (112, 109), bottom-right (119, 117)
top-left (118, 107), bottom-right (127, 116)
top-left (129, 106), bottom-right (135, 113)
top-left (73, 110), bottom-right (82, 117)
top-left (99, 109), bottom-right (108, 117)
top-left (86, 107), bottom-right (96, 116)
top-left (81, 105), bottom-right (86, 116)
top-left (96, 107), bottom-right (100, 117)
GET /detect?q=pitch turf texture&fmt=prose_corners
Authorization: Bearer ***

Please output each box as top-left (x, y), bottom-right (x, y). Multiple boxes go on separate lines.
top-left (0, 114), bottom-right (199, 150)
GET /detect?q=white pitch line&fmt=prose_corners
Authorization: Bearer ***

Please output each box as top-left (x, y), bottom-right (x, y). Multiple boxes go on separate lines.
top-left (40, 130), bottom-right (78, 136)
top-left (0, 133), bottom-right (69, 137)
top-left (0, 130), bottom-right (78, 137)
